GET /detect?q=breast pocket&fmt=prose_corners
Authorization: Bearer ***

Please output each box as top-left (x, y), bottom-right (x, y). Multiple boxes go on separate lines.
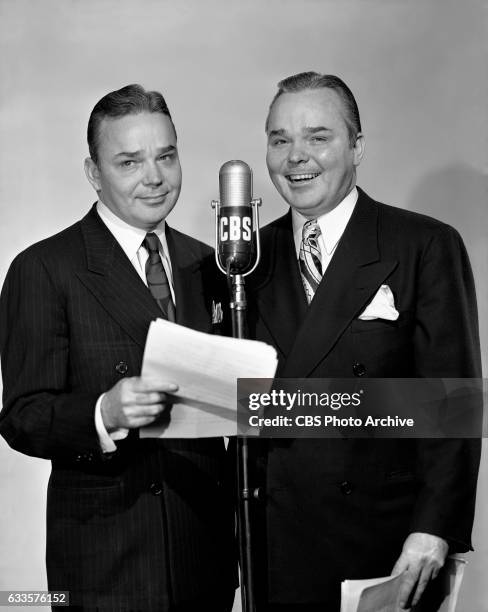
top-left (351, 310), bottom-right (414, 334)
top-left (351, 318), bottom-right (399, 333)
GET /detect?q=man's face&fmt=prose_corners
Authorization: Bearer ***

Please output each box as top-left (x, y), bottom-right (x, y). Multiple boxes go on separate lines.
top-left (266, 88), bottom-right (364, 218)
top-left (85, 112), bottom-right (182, 230)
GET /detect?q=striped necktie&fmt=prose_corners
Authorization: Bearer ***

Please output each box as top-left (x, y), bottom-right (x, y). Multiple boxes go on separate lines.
top-left (143, 232), bottom-right (176, 322)
top-left (299, 219), bottom-right (323, 303)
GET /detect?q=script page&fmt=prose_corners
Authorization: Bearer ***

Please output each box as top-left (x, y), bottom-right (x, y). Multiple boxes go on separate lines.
top-left (140, 319), bottom-right (278, 438)
top-left (341, 575), bottom-right (402, 612)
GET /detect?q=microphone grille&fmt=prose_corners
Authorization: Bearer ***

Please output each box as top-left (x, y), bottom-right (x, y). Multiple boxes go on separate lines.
top-left (219, 160), bottom-right (252, 207)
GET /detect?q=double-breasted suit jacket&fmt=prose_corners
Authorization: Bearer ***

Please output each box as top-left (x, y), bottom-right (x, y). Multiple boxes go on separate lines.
top-left (0, 206), bottom-right (236, 611)
top-left (246, 187), bottom-right (481, 607)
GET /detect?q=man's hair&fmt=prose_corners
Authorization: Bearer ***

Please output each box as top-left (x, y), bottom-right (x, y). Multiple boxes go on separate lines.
top-left (87, 84), bottom-right (175, 164)
top-left (265, 72), bottom-right (361, 146)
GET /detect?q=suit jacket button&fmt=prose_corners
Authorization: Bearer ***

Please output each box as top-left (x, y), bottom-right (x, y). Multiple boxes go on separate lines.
top-left (150, 482), bottom-right (163, 496)
top-left (340, 480), bottom-right (353, 495)
top-left (115, 361), bottom-right (128, 375)
top-left (353, 362), bottom-right (366, 377)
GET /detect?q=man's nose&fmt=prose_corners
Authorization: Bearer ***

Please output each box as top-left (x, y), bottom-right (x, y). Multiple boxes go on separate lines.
top-left (142, 161), bottom-right (163, 185)
top-left (287, 141), bottom-right (309, 165)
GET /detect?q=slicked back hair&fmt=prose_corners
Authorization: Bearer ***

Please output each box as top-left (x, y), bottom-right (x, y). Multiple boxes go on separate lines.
top-left (265, 72), bottom-right (361, 146)
top-left (87, 84), bottom-right (175, 164)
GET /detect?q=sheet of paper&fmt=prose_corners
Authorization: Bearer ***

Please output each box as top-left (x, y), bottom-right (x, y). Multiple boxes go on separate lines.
top-left (357, 574), bottom-right (403, 612)
top-left (340, 557), bottom-right (466, 612)
top-left (140, 319), bottom-right (278, 438)
top-left (341, 574), bottom-right (402, 612)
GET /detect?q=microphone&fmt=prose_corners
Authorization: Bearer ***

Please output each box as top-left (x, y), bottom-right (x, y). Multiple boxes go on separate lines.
top-left (212, 160), bottom-right (262, 276)
top-left (211, 163), bottom-right (262, 612)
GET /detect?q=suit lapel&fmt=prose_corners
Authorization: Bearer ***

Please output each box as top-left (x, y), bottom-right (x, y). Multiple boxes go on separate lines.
top-left (282, 189), bottom-right (398, 377)
top-left (165, 226), bottom-right (212, 333)
top-left (76, 206), bottom-right (162, 348)
top-left (253, 212), bottom-right (308, 358)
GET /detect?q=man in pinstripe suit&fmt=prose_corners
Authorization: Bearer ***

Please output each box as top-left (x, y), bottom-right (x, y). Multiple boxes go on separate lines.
top-left (0, 85), bottom-right (236, 611)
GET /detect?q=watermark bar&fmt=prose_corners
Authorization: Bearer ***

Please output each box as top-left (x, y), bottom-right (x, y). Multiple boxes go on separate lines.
top-left (0, 591), bottom-right (69, 606)
top-left (236, 378), bottom-right (486, 438)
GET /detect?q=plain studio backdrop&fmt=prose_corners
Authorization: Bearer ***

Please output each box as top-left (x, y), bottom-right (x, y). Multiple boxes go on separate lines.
top-left (0, 1), bottom-right (486, 611)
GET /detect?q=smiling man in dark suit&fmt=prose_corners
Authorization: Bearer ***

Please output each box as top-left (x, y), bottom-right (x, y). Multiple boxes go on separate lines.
top-left (247, 72), bottom-right (481, 611)
top-left (0, 84), bottom-right (235, 612)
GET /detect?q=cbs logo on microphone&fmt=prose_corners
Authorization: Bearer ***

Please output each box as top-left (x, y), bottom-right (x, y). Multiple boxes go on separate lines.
top-left (219, 214), bottom-right (252, 242)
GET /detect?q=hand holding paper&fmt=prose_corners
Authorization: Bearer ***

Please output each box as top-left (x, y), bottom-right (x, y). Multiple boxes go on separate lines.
top-left (392, 532), bottom-right (449, 609)
top-left (340, 555), bottom-right (464, 612)
top-left (101, 376), bottom-right (178, 431)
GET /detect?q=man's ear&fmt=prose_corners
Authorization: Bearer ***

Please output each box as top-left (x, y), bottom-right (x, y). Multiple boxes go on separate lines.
top-left (352, 133), bottom-right (365, 167)
top-left (84, 157), bottom-right (101, 192)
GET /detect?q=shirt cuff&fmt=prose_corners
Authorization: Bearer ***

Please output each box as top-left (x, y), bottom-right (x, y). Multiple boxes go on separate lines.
top-left (95, 393), bottom-right (129, 453)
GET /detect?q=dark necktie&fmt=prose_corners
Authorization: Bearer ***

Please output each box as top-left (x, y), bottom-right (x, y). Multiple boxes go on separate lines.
top-left (143, 232), bottom-right (176, 322)
top-left (299, 219), bottom-right (323, 303)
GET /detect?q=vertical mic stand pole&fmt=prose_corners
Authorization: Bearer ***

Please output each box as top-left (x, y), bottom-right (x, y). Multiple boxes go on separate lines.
top-left (229, 272), bottom-right (255, 612)
top-left (211, 197), bottom-right (262, 612)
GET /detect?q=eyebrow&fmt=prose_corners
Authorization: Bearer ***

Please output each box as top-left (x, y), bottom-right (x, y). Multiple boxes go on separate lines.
top-left (267, 129), bottom-right (287, 139)
top-left (113, 145), bottom-right (176, 159)
top-left (304, 126), bottom-right (332, 134)
top-left (267, 126), bottom-right (332, 138)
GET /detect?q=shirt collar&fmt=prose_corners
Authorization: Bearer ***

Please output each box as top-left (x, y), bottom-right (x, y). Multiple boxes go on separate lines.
top-left (292, 187), bottom-right (358, 257)
top-left (96, 200), bottom-right (168, 260)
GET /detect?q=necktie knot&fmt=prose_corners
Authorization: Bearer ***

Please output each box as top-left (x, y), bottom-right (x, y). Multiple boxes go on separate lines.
top-left (302, 219), bottom-right (321, 244)
top-left (144, 232), bottom-right (160, 253)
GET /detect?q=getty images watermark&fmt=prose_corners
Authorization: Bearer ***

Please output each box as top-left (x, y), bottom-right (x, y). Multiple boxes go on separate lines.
top-left (236, 378), bottom-right (486, 438)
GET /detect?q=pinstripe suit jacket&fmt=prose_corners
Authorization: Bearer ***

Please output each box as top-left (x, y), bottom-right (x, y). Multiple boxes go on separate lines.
top-left (0, 206), bottom-right (236, 611)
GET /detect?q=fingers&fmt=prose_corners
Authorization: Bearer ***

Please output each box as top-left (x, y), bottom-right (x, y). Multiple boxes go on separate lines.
top-left (116, 400), bottom-right (168, 427)
top-left (121, 377), bottom-right (178, 406)
top-left (393, 532), bottom-right (448, 609)
top-left (398, 566), bottom-right (419, 609)
top-left (410, 564), bottom-right (435, 607)
top-left (131, 377), bottom-right (178, 393)
top-left (124, 406), bottom-right (165, 429)
top-left (392, 551), bottom-right (417, 609)
top-left (132, 391), bottom-right (169, 405)
top-left (399, 562), bottom-right (440, 609)
top-left (133, 403), bottom-right (165, 418)
top-left (431, 563), bottom-right (442, 580)
top-left (102, 377), bottom-right (179, 430)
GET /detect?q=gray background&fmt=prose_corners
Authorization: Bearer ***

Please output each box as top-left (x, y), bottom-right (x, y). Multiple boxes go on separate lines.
top-left (0, 1), bottom-right (486, 610)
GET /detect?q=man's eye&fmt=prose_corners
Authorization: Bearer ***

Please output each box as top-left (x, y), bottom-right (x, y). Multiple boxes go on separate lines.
top-left (158, 154), bottom-right (173, 162)
top-left (120, 160), bottom-right (135, 167)
top-left (270, 139), bottom-right (287, 146)
top-left (310, 136), bottom-right (328, 143)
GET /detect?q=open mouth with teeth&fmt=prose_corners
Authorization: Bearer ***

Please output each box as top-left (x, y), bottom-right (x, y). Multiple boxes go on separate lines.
top-left (286, 172), bottom-right (321, 184)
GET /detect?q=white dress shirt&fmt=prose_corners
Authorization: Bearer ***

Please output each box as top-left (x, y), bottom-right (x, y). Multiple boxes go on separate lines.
top-left (291, 186), bottom-right (358, 275)
top-left (94, 201), bottom-right (175, 452)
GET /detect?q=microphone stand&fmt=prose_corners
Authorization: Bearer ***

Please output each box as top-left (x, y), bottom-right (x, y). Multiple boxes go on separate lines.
top-left (212, 197), bottom-right (262, 612)
top-left (230, 272), bottom-right (254, 612)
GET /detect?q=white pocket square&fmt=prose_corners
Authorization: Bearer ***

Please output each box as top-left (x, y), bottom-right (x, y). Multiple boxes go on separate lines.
top-left (358, 284), bottom-right (399, 321)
